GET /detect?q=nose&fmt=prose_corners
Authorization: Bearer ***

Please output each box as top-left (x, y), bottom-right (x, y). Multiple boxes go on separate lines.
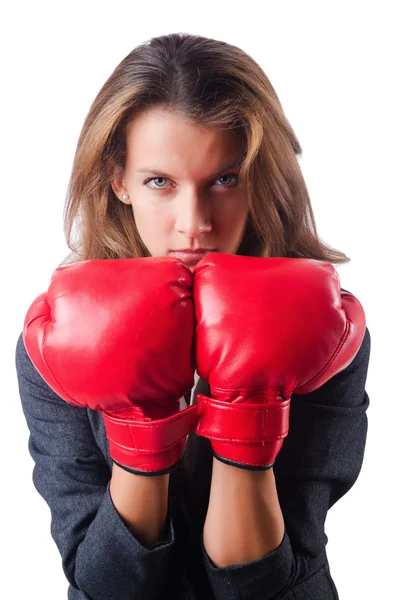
top-left (174, 192), bottom-right (212, 237)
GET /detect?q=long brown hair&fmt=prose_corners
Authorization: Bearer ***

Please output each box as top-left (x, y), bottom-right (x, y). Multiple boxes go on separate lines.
top-left (60, 32), bottom-right (349, 266)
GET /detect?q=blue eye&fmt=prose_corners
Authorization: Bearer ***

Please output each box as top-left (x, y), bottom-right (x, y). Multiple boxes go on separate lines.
top-left (215, 174), bottom-right (240, 187)
top-left (143, 173), bottom-right (240, 190)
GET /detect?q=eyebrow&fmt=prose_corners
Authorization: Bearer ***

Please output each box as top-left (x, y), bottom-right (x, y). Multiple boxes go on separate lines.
top-left (135, 159), bottom-right (241, 179)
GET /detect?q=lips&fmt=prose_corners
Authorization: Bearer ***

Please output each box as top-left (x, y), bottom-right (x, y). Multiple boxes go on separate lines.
top-left (169, 250), bottom-right (216, 265)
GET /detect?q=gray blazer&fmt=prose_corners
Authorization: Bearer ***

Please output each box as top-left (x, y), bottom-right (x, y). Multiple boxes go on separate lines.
top-left (15, 319), bottom-right (371, 600)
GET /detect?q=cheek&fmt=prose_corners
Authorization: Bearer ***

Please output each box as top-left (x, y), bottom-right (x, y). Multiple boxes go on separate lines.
top-left (215, 195), bottom-right (249, 229)
top-left (133, 202), bottom-right (174, 236)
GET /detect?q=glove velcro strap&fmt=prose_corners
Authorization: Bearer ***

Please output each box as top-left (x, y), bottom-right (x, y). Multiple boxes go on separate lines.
top-left (195, 394), bottom-right (290, 444)
top-left (103, 403), bottom-right (198, 454)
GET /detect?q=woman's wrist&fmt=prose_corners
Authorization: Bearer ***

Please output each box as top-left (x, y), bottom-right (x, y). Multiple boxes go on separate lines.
top-left (109, 462), bottom-right (170, 548)
top-left (203, 457), bottom-right (285, 567)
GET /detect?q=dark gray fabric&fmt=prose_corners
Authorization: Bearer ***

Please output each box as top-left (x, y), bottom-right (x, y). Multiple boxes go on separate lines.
top-left (15, 304), bottom-right (371, 600)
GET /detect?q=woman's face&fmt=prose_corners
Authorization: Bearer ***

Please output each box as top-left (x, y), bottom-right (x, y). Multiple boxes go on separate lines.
top-left (111, 108), bottom-right (249, 269)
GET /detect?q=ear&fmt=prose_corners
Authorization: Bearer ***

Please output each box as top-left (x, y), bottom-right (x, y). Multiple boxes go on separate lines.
top-left (108, 160), bottom-right (131, 205)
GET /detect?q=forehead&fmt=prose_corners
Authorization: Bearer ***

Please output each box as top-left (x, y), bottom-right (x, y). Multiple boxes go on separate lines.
top-left (125, 109), bottom-right (243, 169)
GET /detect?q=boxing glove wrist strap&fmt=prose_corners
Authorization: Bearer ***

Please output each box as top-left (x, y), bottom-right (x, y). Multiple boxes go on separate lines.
top-left (195, 393), bottom-right (290, 443)
top-left (103, 403), bottom-right (198, 452)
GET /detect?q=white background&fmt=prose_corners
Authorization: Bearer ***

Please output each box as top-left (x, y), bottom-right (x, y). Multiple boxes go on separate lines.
top-left (2, 1), bottom-right (395, 598)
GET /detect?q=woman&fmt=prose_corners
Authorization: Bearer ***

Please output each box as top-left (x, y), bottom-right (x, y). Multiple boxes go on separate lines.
top-left (15, 32), bottom-right (371, 599)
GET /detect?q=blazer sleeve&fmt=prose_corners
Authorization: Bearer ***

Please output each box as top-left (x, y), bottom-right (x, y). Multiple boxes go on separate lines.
top-left (200, 320), bottom-right (371, 600)
top-left (15, 332), bottom-right (176, 600)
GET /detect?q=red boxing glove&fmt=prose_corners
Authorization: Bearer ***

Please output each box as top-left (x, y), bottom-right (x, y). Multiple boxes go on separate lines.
top-left (23, 257), bottom-right (197, 476)
top-left (193, 253), bottom-right (366, 470)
